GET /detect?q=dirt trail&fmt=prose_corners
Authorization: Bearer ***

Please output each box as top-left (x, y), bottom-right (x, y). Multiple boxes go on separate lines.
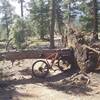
top-left (0, 59), bottom-right (100, 100)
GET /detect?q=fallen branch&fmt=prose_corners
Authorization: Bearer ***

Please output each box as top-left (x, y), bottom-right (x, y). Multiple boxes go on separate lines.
top-left (83, 44), bottom-right (100, 54)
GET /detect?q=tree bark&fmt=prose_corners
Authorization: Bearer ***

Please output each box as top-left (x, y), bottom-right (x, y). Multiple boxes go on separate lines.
top-left (50, 0), bottom-right (56, 49)
top-left (20, 0), bottom-right (24, 17)
top-left (93, 0), bottom-right (98, 40)
top-left (5, 13), bottom-right (10, 51)
top-left (0, 48), bottom-right (71, 61)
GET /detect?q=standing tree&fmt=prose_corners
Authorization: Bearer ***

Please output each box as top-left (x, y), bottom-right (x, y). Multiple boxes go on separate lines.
top-left (93, 0), bottom-right (98, 40)
top-left (50, 0), bottom-right (64, 48)
top-left (29, 0), bottom-right (50, 39)
top-left (49, 0), bottom-right (56, 48)
top-left (18, 0), bottom-right (24, 17)
top-left (10, 17), bottom-right (26, 49)
top-left (0, 0), bottom-right (14, 40)
top-left (79, 0), bottom-right (99, 35)
top-left (98, 0), bottom-right (100, 32)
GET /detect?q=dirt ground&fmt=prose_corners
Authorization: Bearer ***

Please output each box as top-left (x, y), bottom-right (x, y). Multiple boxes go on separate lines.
top-left (0, 59), bottom-right (100, 100)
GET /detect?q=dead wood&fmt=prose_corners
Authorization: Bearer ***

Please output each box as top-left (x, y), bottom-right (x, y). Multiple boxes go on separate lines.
top-left (0, 48), bottom-right (71, 61)
top-left (70, 72), bottom-right (90, 85)
top-left (83, 44), bottom-right (100, 54)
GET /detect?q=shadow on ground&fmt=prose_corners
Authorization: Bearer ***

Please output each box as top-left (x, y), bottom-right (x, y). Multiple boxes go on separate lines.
top-left (0, 84), bottom-right (38, 100)
top-left (0, 68), bottom-right (94, 96)
top-left (45, 80), bottom-right (92, 96)
top-left (0, 85), bottom-right (14, 100)
top-left (19, 67), bottom-right (32, 76)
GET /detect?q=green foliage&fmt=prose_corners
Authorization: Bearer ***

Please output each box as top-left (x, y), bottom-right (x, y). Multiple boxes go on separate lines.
top-left (79, 0), bottom-right (95, 32)
top-left (80, 15), bottom-right (94, 32)
top-left (0, 0), bottom-right (99, 50)
top-left (0, 0), bottom-right (14, 39)
top-left (29, 0), bottom-right (50, 39)
top-left (63, 0), bottom-right (80, 22)
top-left (10, 17), bottom-right (25, 48)
top-left (14, 31), bottom-right (25, 48)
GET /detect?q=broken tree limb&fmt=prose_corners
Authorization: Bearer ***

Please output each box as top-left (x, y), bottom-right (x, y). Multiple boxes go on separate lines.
top-left (82, 44), bottom-right (100, 54)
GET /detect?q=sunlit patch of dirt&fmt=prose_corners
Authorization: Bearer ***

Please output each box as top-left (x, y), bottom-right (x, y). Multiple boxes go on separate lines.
top-left (0, 59), bottom-right (100, 100)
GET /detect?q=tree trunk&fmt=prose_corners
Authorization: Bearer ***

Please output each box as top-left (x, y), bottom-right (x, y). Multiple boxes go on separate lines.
top-left (6, 19), bottom-right (9, 39)
top-left (68, 2), bottom-right (71, 25)
top-left (50, 0), bottom-right (56, 49)
top-left (5, 14), bottom-right (9, 51)
top-left (20, 0), bottom-right (24, 17)
top-left (40, 1), bottom-right (44, 40)
top-left (56, 1), bottom-right (64, 45)
top-left (93, 0), bottom-right (98, 40)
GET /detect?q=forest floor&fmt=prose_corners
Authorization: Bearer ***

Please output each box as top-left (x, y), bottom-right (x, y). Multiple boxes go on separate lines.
top-left (0, 59), bottom-right (100, 100)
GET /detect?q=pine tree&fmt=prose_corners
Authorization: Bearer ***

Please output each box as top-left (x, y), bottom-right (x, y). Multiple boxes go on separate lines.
top-left (0, 0), bottom-right (14, 40)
